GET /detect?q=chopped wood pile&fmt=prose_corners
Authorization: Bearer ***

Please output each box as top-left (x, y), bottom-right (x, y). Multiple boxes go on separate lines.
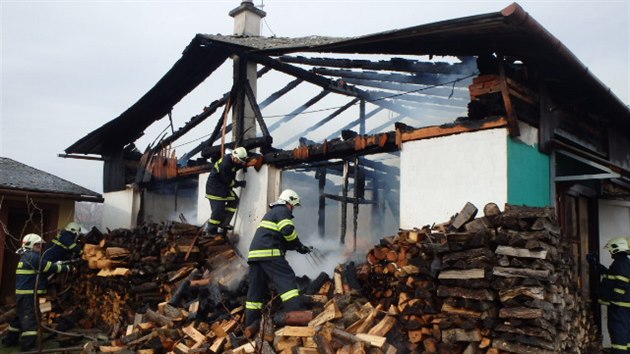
top-left (55, 222), bottom-right (247, 335)
top-left (360, 202), bottom-right (600, 354)
top-left (1, 204), bottom-right (602, 354)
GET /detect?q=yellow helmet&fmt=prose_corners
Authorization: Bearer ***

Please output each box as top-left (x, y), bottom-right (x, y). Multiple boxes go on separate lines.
top-left (22, 233), bottom-right (44, 250)
top-left (605, 237), bottom-right (630, 255)
top-left (232, 147), bottom-right (248, 163)
top-left (65, 222), bottom-right (82, 235)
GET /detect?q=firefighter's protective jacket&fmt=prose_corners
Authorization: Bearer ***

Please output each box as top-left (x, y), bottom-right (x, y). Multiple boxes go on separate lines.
top-left (16, 250), bottom-right (69, 295)
top-left (248, 204), bottom-right (304, 261)
top-left (205, 153), bottom-right (243, 199)
top-left (599, 253), bottom-right (630, 307)
top-left (43, 230), bottom-right (82, 262)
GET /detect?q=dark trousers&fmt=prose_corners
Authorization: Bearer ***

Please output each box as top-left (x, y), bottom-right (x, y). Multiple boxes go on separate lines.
top-left (608, 305), bottom-right (630, 353)
top-left (207, 191), bottom-right (238, 233)
top-left (245, 259), bottom-right (302, 327)
top-left (3, 294), bottom-right (39, 351)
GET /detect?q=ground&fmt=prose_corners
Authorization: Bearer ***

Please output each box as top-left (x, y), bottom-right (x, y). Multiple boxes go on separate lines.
top-left (0, 332), bottom-right (88, 354)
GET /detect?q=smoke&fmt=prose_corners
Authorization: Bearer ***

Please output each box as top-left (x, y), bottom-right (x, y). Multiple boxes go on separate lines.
top-left (285, 231), bottom-right (371, 279)
top-left (212, 258), bottom-right (249, 292)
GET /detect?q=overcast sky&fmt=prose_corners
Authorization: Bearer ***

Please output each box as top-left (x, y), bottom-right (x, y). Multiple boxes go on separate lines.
top-left (1, 0), bottom-right (628, 194)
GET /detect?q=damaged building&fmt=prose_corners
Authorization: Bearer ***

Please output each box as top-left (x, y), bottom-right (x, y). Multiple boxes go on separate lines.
top-left (57, 1), bottom-right (630, 352)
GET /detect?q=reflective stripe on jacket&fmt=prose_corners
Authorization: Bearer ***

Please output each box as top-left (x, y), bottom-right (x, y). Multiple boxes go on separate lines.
top-left (43, 230), bottom-right (81, 262)
top-left (599, 254), bottom-right (630, 307)
top-left (248, 204), bottom-right (303, 261)
top-left (15, 250), bottom-right (66, 294)
top-left (205, 154), bottom-right (243, 199)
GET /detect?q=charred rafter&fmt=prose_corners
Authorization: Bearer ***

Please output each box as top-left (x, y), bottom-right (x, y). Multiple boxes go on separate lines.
top-left (363, 90), bottom-right (465, 110)
top-left (263, 131), bottom-right (398, 168)
top-left (153, 67), bottom-right (271, 156)
top-left (277, 98), bottom-right (359, 149)
top-left (324, 107), bottom-right (385, 141)
top-left (278, 55), bottom-right (475, 75)
top-left (342, 77), bottom-right (469, 99)
top-left (259, 78), bottom-right (303, 110)
top-left (267, 90), bottom-right (331, 132)
top-left (313, 68), bottom-right (473, 87)
top-left (226, 48), bottom-right (418, 118)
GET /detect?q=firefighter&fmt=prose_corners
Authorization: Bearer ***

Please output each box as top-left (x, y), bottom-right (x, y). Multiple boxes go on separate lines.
top-left (2, 234), bottom-right (72, 351)
top-left (244, 189), bottom-right (312, 331)
top-left (42, 222), bottom-right (82, 262)
top-left (205, 147), bottom-right (248, 235)
top-left (588, 237), bottom-right (630, 353)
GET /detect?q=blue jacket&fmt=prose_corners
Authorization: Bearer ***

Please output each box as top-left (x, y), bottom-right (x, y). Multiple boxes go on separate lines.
top-left (247, 204), bottom-right (305, 262)
top-left (599, 252), bottom-right (630, 307)
top-left (16, 250), bottom-right (69, 295)
top-left (43, 230), bottom-right (82, 263)
top-left (205, 153), bottom-right (243, 199)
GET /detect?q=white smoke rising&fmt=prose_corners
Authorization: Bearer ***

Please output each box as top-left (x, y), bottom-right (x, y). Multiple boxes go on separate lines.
top-left (285, 231), bottom-right (371, 279)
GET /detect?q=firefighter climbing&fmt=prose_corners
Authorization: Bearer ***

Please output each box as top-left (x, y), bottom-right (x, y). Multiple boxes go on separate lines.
top-left (205, 147), bottom-right (248, 235)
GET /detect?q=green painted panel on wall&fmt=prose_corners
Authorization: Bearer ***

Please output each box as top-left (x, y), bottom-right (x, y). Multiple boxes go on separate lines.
top-left (507, 138), bottom-right (551, 206)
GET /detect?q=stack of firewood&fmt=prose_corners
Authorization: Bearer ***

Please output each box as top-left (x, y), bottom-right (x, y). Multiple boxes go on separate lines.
top-left (356, 202), bottom-right (599, 354)
top-left (66, 222), bottom-right (246, 332)
top-left (32, 203), bottom-right (601, 354)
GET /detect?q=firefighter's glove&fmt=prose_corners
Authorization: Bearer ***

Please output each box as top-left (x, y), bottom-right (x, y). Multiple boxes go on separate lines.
top-left (296, 245), bottom-right (312, 254)
top-left (235, 180), bottom-right (247, 188)
top-left (55, 262), bottom-right (72, 272)
top-left (586, 253), bottom-right (597, 265)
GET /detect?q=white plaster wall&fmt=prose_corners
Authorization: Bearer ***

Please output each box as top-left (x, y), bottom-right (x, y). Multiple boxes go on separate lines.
top-left (400, 128), bottom-right (509, 229)
top-left (598, 199), bottom-right (630, 347)
top-left (102, 187), bottom-right (140, 230)
top-left (197, 172), bottom-right (211, 226)
top-left (197, 165), bottom-right (279, 258)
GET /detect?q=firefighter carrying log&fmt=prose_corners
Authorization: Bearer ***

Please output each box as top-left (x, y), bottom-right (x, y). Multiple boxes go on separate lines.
top-left (205, 147), bottom-right (248, 235)
top-left (588, 237), bottom-right (630, 354)
top-left (2, 234), bottom-right (72, 352)
top-left (244, 189), bottom-right (313, 334)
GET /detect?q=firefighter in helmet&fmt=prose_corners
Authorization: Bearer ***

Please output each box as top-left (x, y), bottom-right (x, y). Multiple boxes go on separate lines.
top-left (2, 234), bottom-right (72, 351)
top-left (244, 189), bottom-right (312, 332)
top-left (42, 222), bottom-right (83, 263)
top-left (205, 147), bottom-right (248, 235)
top-left (588, 237), bottom-right (630, 353)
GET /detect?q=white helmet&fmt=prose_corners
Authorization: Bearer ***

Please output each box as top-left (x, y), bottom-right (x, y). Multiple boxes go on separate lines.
top-left (278, 189), bottom-right (301, 207)
top-left (232, 147), bottom-right (248, 163)
top-left (22, 233), bottom-right (44, 250)
top-left (65, 222), bottom-right (82, 235)
top-left (605, 237), bottom-right (630, 255)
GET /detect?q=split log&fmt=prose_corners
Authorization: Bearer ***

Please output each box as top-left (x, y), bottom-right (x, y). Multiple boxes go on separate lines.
top-left (438, 269), bottom-right (486, 280)
top-left (492, 266), bottom-right (549, 280)
top-left (495, 245), bottom-right (547, 259)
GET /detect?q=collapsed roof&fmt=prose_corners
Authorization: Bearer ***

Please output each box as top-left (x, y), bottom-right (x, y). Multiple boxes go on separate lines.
top-left (65, 3), bottom-right (630, 167)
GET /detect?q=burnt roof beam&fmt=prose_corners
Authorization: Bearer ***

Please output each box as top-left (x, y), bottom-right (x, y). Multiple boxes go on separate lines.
top-left (226, 48), bottom-right (417, 118)
top-left (277, 98), bottom-right (359, 149)
top-left (313, 67), bottom-right (475, 86)
top-left (278, 55), bottom-right (475, 75)
top-left (362, 89), bottom-right (466, 110)
top-left (259, 78), bottom-right (303, 110)
top-left (263, 131), bottom-right (398, 168)
top-left (342, 77), bottom-right (469, 100)
top-left (267, 90), bottom-right (331, 133)
top-left (325, 107), bottom-right (385, 141)
top-left (151, 66), bottom-right (271, 157)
